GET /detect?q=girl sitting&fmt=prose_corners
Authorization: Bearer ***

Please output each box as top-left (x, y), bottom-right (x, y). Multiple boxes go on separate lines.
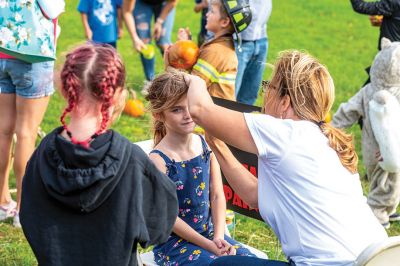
top-left (146, 70), bottom-right (255, 265)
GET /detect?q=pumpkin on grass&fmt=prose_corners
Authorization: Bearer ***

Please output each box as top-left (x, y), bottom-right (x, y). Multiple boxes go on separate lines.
top-left (123, 89), bottom-right (145, 117)
top-left (168, 40), bottom-right (200, 70)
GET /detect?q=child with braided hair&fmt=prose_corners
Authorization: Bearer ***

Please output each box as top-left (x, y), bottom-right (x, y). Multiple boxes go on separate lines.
top-left (19, 43), bottom-right (178, 266)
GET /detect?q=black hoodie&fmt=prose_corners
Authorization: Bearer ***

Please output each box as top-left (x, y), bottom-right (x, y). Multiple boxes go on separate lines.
top-left (350, 0), bottom-right (400, 50)
top-left (20, 127), bottom-right (178, 266)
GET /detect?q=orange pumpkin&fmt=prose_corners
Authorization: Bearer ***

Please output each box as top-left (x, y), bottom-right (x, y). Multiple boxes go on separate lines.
top-left (168, 40), bottom-right (200, 70)
top-left (123, 90), bottom-right (145, 117)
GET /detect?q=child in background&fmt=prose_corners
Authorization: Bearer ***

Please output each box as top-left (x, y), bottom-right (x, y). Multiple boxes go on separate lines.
top-left (332, 38), bottom-right (400, 229)
top-left (177, 0), bottom-right (252, 101)
top-left (194, 0), bottom-right (212, 46)
top-left (146, 70), bottom-right (255, 265)
top-left (78, 0), bottom-right (123, 48)
top-left (20, 44), bottom-right (178, 265)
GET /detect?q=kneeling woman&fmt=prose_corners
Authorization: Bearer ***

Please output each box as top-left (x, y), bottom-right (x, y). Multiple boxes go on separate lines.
top-left (185, 50), bottom-right (388, 266)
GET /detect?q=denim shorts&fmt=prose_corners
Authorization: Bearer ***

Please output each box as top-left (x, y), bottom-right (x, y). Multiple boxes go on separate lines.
top-left (0, 59), bottom-right (55, 98)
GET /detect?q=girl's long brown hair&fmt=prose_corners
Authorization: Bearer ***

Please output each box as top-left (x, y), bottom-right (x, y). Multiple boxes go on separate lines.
top-left (269, 50), bottom-right (358, 174)
top-left (145, 70), bottom-right (189, 146)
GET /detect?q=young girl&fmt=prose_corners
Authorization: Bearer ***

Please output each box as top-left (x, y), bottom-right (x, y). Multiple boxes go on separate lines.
top-left (19, 44), bottom-right (178, 266)
top-left (146, 70), bottom-right (255, 265)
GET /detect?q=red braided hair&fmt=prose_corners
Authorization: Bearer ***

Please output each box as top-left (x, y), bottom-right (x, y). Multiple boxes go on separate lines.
top-left (60, 44), bottom-right (126, 148)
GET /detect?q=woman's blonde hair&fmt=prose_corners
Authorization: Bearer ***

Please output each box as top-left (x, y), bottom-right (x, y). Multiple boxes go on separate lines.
top-left (145, 70), bottom-right (189, 145)
top-left (269, 50), bottom-right (358, 174)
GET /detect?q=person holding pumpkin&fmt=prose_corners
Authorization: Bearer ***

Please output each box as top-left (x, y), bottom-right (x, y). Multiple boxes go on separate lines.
top-left (123, 0), bottom-right (178, 81)
top-left (145, 70), bottom-right (256, 265)
top-left (176, 0), bottom-right (252, 101)
top-left (19, 43), bottom-right (179, 265)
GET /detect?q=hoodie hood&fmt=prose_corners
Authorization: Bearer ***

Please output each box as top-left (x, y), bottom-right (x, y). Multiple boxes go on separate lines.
top-left (38, 127), bottom-right (130, 213)
top-left (370, 38), bottom-right (400, 91)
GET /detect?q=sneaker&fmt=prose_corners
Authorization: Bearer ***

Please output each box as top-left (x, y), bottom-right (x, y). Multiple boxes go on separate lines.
top-left (389, 213), bottom-right (400, 222)
top-left (0, 200), bottom-right (17, 221)
top-left (382, 222), bottom-right (390, 229)
top-left (13, 213), bottom-right (21, 228)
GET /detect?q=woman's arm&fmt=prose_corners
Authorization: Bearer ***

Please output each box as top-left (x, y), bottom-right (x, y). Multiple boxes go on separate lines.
top-left (208, 138), bottom-right (258, 208)
top-left (122, 0), bottom-right (146, 51)
top-left (153, 0), bottom-right (179, 40)
top-left (185, 74), bottom-right (258, 155)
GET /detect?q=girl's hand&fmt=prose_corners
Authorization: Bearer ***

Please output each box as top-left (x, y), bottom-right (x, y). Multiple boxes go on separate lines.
top-left (213, 238), bottom-right (236, 255)
top-left (205, 239), bottom-right (228, 256)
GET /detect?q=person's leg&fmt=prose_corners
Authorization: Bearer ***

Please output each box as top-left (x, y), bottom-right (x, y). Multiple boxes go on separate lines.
top-left (154, 239), bottom-right (217, 266)
top-left (134, 0), bottom-right (155, 80)
top-left (0, 95), bottom-right (16, 206)
top-left (14, 96), bottom-right (50, 210)
top-left (234, 40), bottom-right (253, 98)
top-left (8, 60), bottom-right (54, 211)
top-left (0, 59), bottom-right (17, 207)
top-left (154, 2), bottom-right (176, 53)
top-left (237, 38), bottom-right (268, 105)
top-left (367, 166), bottom-right (400, 228)
top-left (210, 256), bottom-right (289, 266)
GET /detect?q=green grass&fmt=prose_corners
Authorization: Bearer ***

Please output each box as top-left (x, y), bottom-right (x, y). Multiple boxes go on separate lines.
top-left (0, 0), bottom-right (399, 265)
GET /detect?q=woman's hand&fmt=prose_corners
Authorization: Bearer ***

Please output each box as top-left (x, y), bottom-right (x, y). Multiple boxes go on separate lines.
top-left (184, 73), bottom-right (210, 110)
top-left (153, 19), bottom-right (163, 40)
top-left (184, 74), bottom-right (208, 93)
top-left (133, 36), bottom-right (146, 52)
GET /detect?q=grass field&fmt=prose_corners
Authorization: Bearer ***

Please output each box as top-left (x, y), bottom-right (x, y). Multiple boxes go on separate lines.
top-left (0, 0), bottom-right (399, 265)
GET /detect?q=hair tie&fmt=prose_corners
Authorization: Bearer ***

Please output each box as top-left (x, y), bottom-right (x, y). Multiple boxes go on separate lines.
top-left (317, 120), bottom-right (325, 127)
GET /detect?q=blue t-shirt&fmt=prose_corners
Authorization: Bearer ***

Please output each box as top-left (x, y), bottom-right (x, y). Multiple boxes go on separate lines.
top-left (78, 0), bottom-right (122, 43)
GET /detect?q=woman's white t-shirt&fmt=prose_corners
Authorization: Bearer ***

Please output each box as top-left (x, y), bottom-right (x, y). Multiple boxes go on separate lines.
top-left (244, 113), bottom-right (387, 266)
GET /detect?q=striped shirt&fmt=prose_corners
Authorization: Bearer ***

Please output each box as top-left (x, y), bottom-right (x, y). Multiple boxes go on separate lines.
top-left (192, 34), bottom-right (237, 100)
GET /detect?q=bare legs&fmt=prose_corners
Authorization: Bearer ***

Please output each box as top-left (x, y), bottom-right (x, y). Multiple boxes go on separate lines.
top-left (0, 94), bottom-right (50, 210)
top-left (0, 94), bottom-right (16, 206)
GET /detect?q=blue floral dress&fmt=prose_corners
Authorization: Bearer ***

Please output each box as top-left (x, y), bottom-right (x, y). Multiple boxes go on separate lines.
top-left (151, 135), bottom-right (255, 266)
